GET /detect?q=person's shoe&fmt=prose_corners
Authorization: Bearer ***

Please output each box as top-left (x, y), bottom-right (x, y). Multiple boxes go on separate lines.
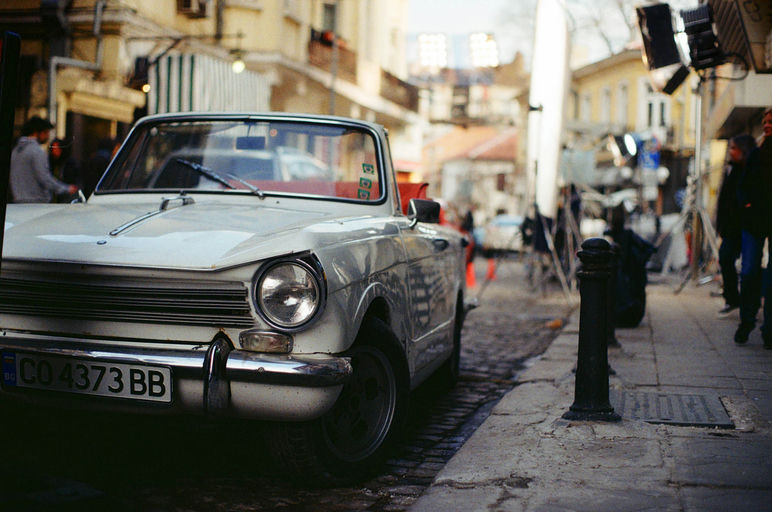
top-left (718, 303), bottom-right (739, 316)
top-left (734, 324), bottom-right (752, 345)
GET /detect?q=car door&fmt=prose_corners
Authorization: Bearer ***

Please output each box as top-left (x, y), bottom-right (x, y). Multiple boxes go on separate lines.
top-left (398, 218), bottom-right (456, 373)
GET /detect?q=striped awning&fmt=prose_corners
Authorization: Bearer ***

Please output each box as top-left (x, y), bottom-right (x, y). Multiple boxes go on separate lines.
top-left (148, 53), bottom-right (270, 113)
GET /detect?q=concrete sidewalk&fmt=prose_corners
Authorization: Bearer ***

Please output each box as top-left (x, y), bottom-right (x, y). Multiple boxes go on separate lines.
top-left (411, 275), bottom-right (772, 511)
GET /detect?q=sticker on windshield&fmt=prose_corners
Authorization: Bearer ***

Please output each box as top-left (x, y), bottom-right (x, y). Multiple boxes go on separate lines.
top-left (358, 163), bottom-right (375, 199)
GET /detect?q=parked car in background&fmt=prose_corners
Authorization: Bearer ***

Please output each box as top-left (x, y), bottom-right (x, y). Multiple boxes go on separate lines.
top-left (148, 146), bottom-right (333, 189)
top-left (482, 214), bottom-right (524, 255)
top-left (0, 112), bottom-right (469, 484)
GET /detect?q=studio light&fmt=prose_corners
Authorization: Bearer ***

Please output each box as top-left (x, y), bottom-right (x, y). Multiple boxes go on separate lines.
top-left (680, 5), bottom-right (724, 70)
top-left (607, 133), bottom-right (639, 168)
top-left (623, 133), bottom-right (638, 157)
top-left (636, 3), bottom-right (690, 95)
top-left (636, 3), bottom-right (729, 95)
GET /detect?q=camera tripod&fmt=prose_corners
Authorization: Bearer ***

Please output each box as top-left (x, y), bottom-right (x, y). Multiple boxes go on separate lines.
top-left (527, 197), bottom-right (581, 305)
top-left (654, 172), bottom-right (720, 294)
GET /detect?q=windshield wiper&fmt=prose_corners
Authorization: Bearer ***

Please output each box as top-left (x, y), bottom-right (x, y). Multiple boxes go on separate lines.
top-left (227, 172), bottom-right (265, 198)
top-left (175, 158), bottom-right (264, 199)
top-left (176, 158), bottom-right (234, 189)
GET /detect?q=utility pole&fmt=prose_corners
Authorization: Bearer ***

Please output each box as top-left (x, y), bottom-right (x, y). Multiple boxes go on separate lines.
top-left (689, 84), bottom-right (704, 278)
top-left (328, 0), bottom-right (340, 116)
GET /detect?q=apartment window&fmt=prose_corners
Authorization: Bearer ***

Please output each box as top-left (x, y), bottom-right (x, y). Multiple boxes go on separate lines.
top-left (640, 81), bottom-right (669, 129)
top-left (177, 0), bottom-right (212, 17)
top-left (571, 90), bottom-right (579, 120)
top-left (283, 0), bottom-right (302, 21)
top-left (616, 82), bottom-right (628, 127)
top-left (659, 102), bottom-right (667, 127)
top-left (496, 173), bottom-right (506, 192)
top-left (580, 93), bottom-right (591, 122)
top-left (451, 86), bottom-right (469, 119)
top-left (322, 2), bottom-right (337, 32)
top-left (600, 87), bottom-right (611, 124)
top-left (648, 101), bottom-right (654, 127)
top-left (648, 96), bottom-right (669, 129)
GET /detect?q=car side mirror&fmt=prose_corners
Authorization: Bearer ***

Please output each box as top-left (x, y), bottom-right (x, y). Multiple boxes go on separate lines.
top-left (408, 198), bottom-right (440, 225)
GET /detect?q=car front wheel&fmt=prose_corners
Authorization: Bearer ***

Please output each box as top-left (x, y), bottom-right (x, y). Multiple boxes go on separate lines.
top-left (267, 316), bottom-right (408, 485)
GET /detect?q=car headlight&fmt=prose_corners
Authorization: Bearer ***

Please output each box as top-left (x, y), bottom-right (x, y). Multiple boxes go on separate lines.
top-left (254, 259), bottom-right (323, 329)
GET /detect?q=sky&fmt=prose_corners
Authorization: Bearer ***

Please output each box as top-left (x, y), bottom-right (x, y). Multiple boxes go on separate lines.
top-left (406, 0), bottom-right (521, 66)
top-left (406, 0), bottom-right (701, 69)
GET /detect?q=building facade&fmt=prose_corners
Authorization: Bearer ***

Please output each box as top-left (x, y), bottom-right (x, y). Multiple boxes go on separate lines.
top-left (410, 52), bottom-right (530, 224)
top-left (565, 48), bottom-right (699, 217)
top-left (699, 0), bottom-right (772, 208)
top-left (1, 0), bottom-right (420, 169)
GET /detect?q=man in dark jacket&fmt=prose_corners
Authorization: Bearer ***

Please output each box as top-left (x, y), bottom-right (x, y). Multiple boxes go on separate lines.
top-left (735, 108), bottom-right (772, 347)
top-left (10, 116), bottom-right (77, 203)
top-left (715, 134), bottom-right (756, 315)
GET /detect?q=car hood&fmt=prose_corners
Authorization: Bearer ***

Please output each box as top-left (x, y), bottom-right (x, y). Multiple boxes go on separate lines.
top-left (3, 200), bottom-right (343, 270)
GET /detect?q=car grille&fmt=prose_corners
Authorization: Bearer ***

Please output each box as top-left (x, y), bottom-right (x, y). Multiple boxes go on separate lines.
top-left (0, 275), bottom-right (255, 328)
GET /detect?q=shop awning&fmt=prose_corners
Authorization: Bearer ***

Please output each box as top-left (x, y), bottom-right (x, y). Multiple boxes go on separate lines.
top-left (149, 53), bottom-right (270, 113)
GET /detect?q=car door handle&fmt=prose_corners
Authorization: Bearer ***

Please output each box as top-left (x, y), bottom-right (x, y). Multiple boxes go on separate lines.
top-left (433, 238), bottom-right (449, 251)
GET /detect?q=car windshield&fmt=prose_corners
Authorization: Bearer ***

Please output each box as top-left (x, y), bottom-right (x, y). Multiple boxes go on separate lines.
top-left (97, 118), bottom-right (383, 202)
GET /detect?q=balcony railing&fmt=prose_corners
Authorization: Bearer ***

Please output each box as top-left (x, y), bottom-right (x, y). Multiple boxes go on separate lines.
top-left (307, 29), bottom-right (418, 112)
top-left (307, 31), bottom-right (356, 84)
top-left (380, 69), bottom-right (419, 112)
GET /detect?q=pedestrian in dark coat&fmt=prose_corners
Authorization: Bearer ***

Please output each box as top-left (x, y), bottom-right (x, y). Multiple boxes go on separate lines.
top-left (735, 107), bottom-right (772, 347)
top-left (715, 134), bottom-right (756, 315)
top-left (49, 138), bottom-right (83, 201)
top-left (83, 137), bottom-right (117, 196)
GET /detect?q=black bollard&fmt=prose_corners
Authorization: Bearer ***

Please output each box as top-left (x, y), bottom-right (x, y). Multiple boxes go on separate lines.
top-left (562, 238), bottom-right (621, 422)
top-left (607, 243), bottom-right (620, 349)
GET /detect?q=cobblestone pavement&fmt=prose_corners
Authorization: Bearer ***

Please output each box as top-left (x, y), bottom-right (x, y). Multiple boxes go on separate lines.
top-left (1, 259), bottom-right (575, 512)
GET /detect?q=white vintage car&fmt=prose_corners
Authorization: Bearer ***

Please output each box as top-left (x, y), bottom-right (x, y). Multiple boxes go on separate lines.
top-left (0, 112), bottom-right (469, 483)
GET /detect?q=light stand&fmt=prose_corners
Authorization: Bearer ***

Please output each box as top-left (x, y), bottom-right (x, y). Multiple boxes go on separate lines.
top-left (560, 185), bottom-right (584, 288)
top-left (636, 3), bottom-right (729, 293)
top-left (529, 202), bottom-right (576, 305)
top-left (654, 78), bottom-right (720, 292)
top-left (476, 203), bottom-right (577, 305)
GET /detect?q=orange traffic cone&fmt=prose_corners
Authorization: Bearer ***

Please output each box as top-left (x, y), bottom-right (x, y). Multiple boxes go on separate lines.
top-left (466, 261), bottom-right (477, 289)
top-left (486, 258), bottom-right (496, 280)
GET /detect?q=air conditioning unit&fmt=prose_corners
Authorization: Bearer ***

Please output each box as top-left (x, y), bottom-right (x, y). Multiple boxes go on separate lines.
top-left (177, 0), bottom-right (212, 18)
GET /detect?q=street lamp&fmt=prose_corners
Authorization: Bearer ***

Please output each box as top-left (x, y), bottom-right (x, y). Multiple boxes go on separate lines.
top-left (230, 48), bottom-right (245, 73)
top-left (231, 57), bottom-right (245, 73)
top-left (128, 31), bottom-right (247, 94)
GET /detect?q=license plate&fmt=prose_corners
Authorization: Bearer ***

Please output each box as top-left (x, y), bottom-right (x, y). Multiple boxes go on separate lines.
top-left (2, 352), bottom-right (172, 403)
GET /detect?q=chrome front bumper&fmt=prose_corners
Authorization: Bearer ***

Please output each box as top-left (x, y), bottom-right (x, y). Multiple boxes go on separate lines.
top-left (0, 334), bottom-right (352, 420)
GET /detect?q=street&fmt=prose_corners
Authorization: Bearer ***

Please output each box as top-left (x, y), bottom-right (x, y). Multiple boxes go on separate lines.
top-left (0, 257), bottom-right (575, 512)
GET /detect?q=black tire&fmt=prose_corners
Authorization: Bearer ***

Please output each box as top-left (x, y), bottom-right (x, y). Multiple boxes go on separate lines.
top-left (267, 316), bottom-right (409, 485)
top-left (435, 297), bottom-right (463, 388)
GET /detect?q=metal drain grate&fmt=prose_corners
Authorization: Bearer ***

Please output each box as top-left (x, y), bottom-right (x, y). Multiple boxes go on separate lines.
top-left (609, 390), bottom-right (734, 429)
